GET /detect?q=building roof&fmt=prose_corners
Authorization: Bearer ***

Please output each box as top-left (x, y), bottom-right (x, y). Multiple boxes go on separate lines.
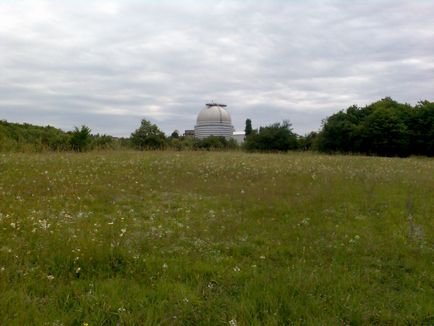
top-left (196, 104), bottom-right (232, 125)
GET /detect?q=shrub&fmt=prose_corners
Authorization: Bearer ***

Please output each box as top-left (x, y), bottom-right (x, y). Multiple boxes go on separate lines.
top-left (70, 125), bottom-right (92, 152)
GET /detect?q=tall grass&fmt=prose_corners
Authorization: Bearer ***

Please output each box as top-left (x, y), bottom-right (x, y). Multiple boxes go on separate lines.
top-left (0, 151), bottom-right (432, 325)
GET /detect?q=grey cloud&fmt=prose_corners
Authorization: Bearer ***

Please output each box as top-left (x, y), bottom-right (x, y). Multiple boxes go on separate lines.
top-left (0, 0), bottom-right (433, 137)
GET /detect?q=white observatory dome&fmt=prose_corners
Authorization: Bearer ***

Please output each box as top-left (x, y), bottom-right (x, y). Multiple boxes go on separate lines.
top-left (194, 103), bottom-right (234, 139)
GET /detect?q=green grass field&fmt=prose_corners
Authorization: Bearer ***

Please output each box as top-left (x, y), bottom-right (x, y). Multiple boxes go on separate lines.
top-left (0, 151), bottom-right (433, 325)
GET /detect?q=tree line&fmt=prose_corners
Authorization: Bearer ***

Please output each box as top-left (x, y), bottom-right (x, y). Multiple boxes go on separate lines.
top-left (0, 121), bottom-right (123, 152)
top-left (0, 97), bottom-right (432, 156)
top-left (314, 98), bottom-right (433, 157)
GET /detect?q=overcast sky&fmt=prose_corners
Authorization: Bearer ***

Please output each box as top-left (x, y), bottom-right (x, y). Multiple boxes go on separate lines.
top-left (1, 0), bottom-right (433, 136)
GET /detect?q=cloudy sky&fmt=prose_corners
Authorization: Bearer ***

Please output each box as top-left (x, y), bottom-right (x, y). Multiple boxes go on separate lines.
top-left (1, 0), bottom-right (433, 136)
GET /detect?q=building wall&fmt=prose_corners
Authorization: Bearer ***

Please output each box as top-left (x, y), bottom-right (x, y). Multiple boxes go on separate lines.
top-left (231, 133), bottom-right (245, 144)
top-left (194, 122), bottom-right (234, 139)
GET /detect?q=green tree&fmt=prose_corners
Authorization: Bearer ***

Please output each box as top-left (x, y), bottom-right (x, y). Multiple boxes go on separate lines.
top-left (70, 125), bottom-right (91, 152)
top-left (316, 111), bottom-right (358, 153)
top-left (360, 108), bottom-right (410, 156)
top-left (131, 119), bottom-right (166, 150)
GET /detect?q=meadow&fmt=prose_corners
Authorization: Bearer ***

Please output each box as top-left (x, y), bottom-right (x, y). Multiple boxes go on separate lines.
top-left (0, 151), bottom-right (432, 325)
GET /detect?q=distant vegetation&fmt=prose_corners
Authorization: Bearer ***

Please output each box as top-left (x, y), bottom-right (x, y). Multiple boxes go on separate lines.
top-left (315, 98), bottom-right (434, 157)
top-left (0, 98), bottom-right (433, 156)
top-left (0, 120), bottom-right (124, 152)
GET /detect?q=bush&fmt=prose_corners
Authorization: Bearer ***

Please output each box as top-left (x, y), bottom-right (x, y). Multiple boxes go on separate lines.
top-left (90, 134), bottom-right (116, 150)
top-left (194, 136), bottom-right (238, 150)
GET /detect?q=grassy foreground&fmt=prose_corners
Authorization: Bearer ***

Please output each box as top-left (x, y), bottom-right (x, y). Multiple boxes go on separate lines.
top-left (0, 151), bottom-right (432, 325)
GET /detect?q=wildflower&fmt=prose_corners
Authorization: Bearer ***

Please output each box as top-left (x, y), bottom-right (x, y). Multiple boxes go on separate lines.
top-left (38, 219), bottom-right (50, 230)
top-left (259, 255), bottom-right (266, 259)
top-left (47, 275), bottom-right (55, 280)
top-left (120, 228), bottom-right (127, 237)
top-left (233, 266), bottom-right (240, 272)
top-left (183, 297), bottom-right (189, 303)
top-left (162, 263), bottom-right (168, 269)
top-left (76, 267), bottom-right (81, 274)
top-left (229, 319), bottom-right (238, 326)
top-left (10, 222), bottom-right (16, 228)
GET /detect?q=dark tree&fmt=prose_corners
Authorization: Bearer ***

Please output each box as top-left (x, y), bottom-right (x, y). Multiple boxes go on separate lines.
top-left (171, 130), bottom-right (180, 139)
top-left (410, 101), bottom-right (434, 156)
top-left (316, 111), bottom-right (357, 153)
top-left (360, 107), bottom-right (410, 156)
top-left (244, 119), bottom-right (253, 136)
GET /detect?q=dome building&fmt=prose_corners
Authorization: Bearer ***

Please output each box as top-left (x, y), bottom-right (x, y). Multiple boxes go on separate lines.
top-left (194, 103), bottom-right (235, 139)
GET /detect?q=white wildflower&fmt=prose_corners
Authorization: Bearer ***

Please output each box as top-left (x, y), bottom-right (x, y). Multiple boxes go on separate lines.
top-left (229, 319), bottom-right (238, 326)
top-left (47, 275), bottom-right (55, 280)
top-left (233, 266), bottom-right (240, 272)
top-left (38, 219), bottom-right (50, 230)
